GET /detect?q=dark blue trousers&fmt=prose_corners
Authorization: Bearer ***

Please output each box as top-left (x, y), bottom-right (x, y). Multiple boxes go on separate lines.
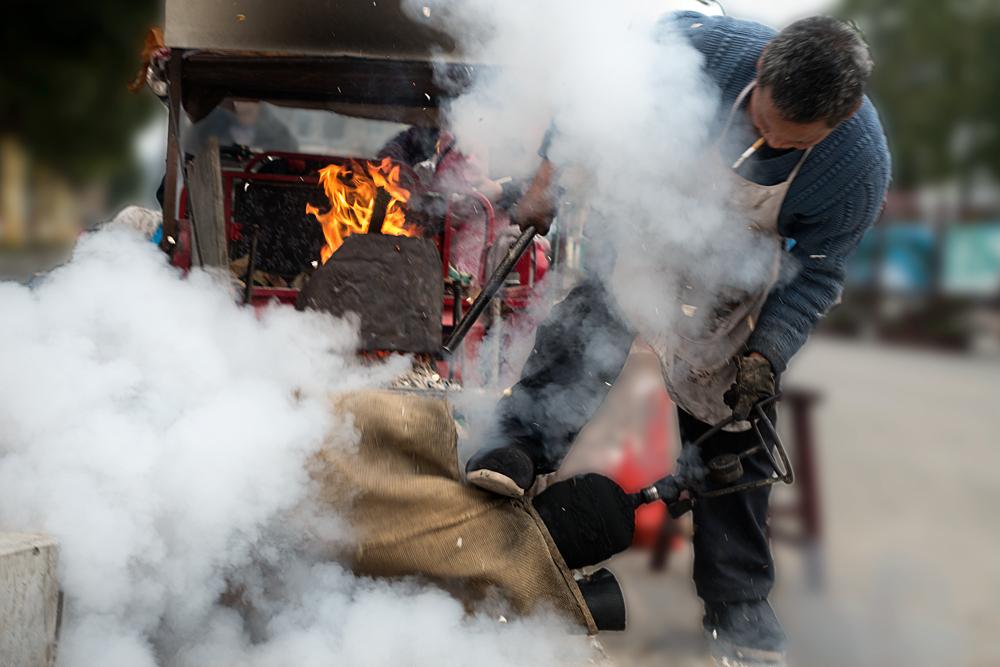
top-left (491, 277), bottom-right (776, 604)
top-left (677, 406), bottom-right (777, 603)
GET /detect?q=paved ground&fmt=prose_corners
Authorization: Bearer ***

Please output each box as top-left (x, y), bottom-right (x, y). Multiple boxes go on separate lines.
top-left (570, 337), bottom-right (1000, 667)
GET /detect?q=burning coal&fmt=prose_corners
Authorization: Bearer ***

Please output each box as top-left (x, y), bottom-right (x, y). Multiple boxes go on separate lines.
top-left (306, 157), bottom-right (416, 262)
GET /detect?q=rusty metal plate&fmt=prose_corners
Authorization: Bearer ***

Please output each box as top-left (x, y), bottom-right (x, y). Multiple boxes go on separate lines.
top-left (296, 235), bottom-right (443, 355)
top-left (165, 0), bottom-right (460, 61)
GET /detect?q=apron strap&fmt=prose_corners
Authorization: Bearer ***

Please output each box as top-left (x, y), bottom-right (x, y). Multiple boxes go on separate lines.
top-left (785, 146), bottom-right (813, 184)
top-left (719, 80), bottom-right (814, 186)
top-left (719, 81), bottom-right (757, 142)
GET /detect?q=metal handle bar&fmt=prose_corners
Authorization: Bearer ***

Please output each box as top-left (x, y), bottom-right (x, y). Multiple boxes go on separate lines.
top-left (635, 393), bottom-right (794, 509)
top-left (442, 225), bottom-right (537, 355)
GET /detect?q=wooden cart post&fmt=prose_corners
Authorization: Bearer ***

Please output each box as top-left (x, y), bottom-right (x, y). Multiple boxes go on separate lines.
top-left (160, 50), bottom-right (184, 254)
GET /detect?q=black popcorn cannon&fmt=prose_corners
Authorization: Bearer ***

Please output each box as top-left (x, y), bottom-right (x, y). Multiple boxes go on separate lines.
top-left (533, 394), bottom-right (795, 570)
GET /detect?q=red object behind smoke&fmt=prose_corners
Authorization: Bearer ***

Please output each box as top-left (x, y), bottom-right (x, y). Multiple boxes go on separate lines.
top-left (608, 390), bottom-right (675, 548)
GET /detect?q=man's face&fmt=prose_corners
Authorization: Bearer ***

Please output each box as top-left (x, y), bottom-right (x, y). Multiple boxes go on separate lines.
top-left (233, 101), bottom-right (261, 126)
top-left (748, 85), bottom-right (836, 150)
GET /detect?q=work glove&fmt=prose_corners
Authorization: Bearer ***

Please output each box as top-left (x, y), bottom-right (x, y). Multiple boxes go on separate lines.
top-left (723, 355), bottom-right (775, 421)
top-left (485, 225), bottom-right (523, 278)
top-left (514, 159), bottom-right (558, 235)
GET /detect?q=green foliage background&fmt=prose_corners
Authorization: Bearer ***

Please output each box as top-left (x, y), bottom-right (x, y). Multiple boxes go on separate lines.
top-left (0, 1), bottom-right (160, 184)
top-left (836, 0), bottom-right (1000, 188)
top-left (1, 0), bottom-right (997, 192)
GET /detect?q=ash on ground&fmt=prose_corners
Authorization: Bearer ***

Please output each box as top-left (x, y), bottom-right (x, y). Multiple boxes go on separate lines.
top-left (389, 358), bottom-right (463, 392)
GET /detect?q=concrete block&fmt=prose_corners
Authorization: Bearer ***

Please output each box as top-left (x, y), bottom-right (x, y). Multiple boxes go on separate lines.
top-left (0, 533), bottom-right (60, 667)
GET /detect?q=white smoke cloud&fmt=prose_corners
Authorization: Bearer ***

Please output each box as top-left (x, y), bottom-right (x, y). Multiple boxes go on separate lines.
top-left (0, 229), bottom-right (600, 666)
top-left (404, 0), bottom-right (788, 465)
top-left (410, 0), bottom-right (778, 340)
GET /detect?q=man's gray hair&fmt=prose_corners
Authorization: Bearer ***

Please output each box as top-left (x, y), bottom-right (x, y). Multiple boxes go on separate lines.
top-left (759, 17), bottom-right (873, 128)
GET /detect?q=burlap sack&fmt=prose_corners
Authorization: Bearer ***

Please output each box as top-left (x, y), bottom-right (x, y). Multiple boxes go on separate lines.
top-left (311, 390), bottom-right (597, 634)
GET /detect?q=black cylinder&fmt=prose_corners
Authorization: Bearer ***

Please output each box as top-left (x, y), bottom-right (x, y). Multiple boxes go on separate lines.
top-left (577, 568), bottom-right (627, 632)
top-left (533, 473), bottom-right (635, 570)
top-left (708, 453), bottom-right (744, 484)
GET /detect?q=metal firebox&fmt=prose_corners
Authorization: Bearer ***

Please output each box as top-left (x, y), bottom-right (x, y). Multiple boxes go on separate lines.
top-left (159, 0), bottom-right (538, 362)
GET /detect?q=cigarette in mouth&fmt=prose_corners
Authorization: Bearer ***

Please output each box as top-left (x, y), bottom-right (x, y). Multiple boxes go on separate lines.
top-left (732, 138), bottom-right (766, 170)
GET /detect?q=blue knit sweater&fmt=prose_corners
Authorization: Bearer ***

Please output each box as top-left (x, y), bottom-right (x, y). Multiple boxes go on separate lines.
top-left (665, 11), bottom-right (891, 372)
top-left (485, 12), bottom-right (892, 473)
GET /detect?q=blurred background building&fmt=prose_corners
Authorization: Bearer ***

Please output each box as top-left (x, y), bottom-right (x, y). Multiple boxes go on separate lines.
top-left (819, 0), bottom-right (1000, 354)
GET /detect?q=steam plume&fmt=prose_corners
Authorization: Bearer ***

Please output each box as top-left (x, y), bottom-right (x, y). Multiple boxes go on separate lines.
top-left (0, 230), bottom-right (600, 666)
top-left (410, 0), bottom-right (781, 370)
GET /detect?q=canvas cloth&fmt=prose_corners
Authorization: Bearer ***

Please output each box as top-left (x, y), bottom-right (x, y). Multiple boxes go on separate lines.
top-left (311, 390), bottom-right (597, 634)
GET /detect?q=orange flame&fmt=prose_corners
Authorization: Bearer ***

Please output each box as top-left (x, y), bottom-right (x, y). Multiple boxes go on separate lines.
top-left (306, 157), bottom-right (415, 263)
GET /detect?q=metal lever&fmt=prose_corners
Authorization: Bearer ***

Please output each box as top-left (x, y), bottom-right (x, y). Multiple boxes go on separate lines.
top-left (630, 393), bottom-right (794, 516)
top-left (243, 225), bottom-right (260, 305)
top-left (442, 225), bottom-right (537, 355)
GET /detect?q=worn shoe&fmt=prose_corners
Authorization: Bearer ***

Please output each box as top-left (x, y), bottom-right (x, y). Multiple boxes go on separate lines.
top-left (704, 599), bottom-right (787, 666)
top-left (464, 445), bottom-right (537, 498)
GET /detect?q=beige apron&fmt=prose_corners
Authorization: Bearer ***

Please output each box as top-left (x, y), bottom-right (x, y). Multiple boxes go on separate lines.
top-left (612, 82), bottom-right (812, 429)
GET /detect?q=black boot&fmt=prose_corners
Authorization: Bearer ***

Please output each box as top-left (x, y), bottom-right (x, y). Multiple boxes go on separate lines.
top-left (704, 599), bottom-right (787, 666)
top-left (464, 445), bottom-right (538, 497)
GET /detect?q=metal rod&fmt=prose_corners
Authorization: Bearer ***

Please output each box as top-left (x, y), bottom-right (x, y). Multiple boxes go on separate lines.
top-left (441, 197), bottom-right (454, 280)
top-left (368, 187), bottom-right (391, 234)
top-left (243, 225), bottom-right (259, 305)
top-left (449, 282), bottom-right (462, 380)
top-left (699, 475), bottom-right (783, 499)
top-left (752, 420), bottom-right (782, 477)
top-left (689, 413), bottom-right (739, 449)
top-left (755, 402), bottom-right (794, 483)
top-left (686, 390), bottom-right (785, 450)
top-left (635, 392), bottom-right (791, 508)
top-left (442, 225), bottom-right (537, 355)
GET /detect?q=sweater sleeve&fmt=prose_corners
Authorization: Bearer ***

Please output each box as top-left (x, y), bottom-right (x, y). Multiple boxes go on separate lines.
top-left (746, 169), bottom-right (888, 373)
